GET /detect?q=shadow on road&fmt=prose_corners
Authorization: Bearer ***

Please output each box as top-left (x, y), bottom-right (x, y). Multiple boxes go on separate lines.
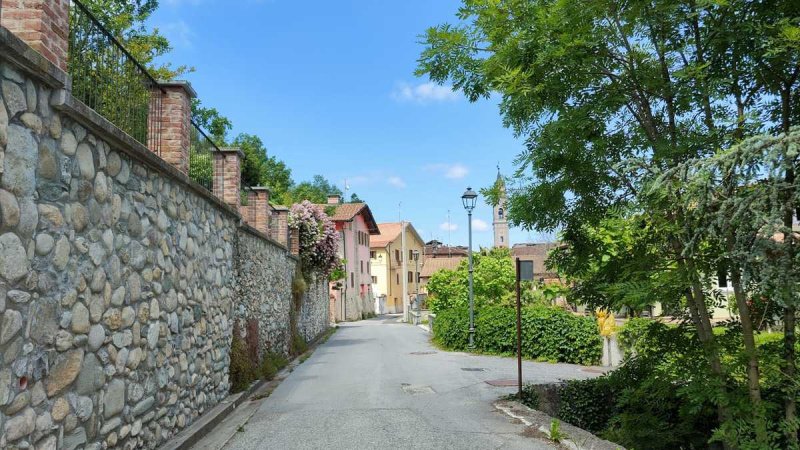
top-left (321, 338), bottom-right (371, 347)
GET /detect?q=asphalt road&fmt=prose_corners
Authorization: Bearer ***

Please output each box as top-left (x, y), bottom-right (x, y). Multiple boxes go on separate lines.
top-left (221, 315), bottom-right (603, 450)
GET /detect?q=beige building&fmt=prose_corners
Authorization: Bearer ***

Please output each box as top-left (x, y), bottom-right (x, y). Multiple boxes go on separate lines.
top-left (370, 222), bottom-right (425, 314)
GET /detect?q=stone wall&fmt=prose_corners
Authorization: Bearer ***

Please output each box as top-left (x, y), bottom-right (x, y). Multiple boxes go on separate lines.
top-left (234, 227), bottom-right (294, 357)
top-left (234, 227), bottom-right (330, 356)
top-left (297, 275), bottom-right (330, 343)
top-left (0, 28), bottom-right (329, 450)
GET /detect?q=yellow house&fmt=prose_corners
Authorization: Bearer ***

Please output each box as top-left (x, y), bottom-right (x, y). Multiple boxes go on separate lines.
top-left (370, 222), bottom-right (425, 314)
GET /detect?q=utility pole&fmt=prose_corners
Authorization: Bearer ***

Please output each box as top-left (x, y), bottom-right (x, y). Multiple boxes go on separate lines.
top-left (401, 220), bottom-right (408, 322)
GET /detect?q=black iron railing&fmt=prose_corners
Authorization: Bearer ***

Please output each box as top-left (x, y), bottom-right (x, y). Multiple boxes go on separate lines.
top-left (68, 0), bottom-right (164, 151)
top-left (189, 120), bottom-right (220, 193)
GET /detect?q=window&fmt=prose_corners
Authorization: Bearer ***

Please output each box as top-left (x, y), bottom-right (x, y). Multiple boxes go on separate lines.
top-left (371, 276), bottom-right (377, 283)
top-left (409, 250), bottom-right (413, 261)
top-left (717, 270), bottom-right (728, 288)
top-left (498, 208), bottom-right (504, 219)
top-left (351, 273), bottom-right (354, 288)
top-left (370, 251), bottom-right (376, 259)
top-left (395, 249), bottom-right (400, 262)
top-left (396, 273), bottom-right (399, 284)
top-left (360, 261), bottom-right (364, 273)
top-left (408, 271), bottom-right (413, 283)
top-left (501, 236), bottom-right (504, 243)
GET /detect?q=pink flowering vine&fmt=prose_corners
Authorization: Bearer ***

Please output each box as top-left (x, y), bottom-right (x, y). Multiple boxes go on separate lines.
top-left (288, 201), bottom-right (340, 276)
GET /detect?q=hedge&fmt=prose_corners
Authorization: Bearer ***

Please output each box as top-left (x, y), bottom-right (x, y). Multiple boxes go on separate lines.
top-left (433, 306), bottom-right (602, 365)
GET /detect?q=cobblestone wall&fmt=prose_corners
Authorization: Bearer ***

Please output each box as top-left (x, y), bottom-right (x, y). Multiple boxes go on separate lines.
top-left (235, 228), bottom-right (330, 357)
top-left (0, 33), bottom-right (330, 450)
top-left (234, 228), bottom-right (294, 357)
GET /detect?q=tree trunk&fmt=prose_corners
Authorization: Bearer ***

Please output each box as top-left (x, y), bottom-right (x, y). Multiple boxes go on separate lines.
top-left (781, 85), bottom-right (798, 446)
top-left (679, 255), bottom-right (731, 449)
top-left (729, 258), bottom-right (767, 443)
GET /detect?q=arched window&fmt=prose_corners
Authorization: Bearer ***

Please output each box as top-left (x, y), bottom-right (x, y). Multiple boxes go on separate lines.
top-left (498, 208), bottom-right (504, 219)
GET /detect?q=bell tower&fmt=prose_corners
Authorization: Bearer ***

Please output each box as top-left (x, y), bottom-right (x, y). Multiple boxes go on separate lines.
top-left (493, 167), bottom-right (509, 248)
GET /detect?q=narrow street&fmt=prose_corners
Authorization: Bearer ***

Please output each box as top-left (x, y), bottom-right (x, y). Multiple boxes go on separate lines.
top-left (218, 316), bottom-right (603, 450)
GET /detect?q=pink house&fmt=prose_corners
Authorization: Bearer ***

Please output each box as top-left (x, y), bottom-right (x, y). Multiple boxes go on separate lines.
top-left (319, 195), bottom-right (380, 321)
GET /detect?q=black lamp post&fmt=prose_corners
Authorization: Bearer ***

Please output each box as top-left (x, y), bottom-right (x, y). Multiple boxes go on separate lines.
top-left (461, 187), bottom-right (478, 349)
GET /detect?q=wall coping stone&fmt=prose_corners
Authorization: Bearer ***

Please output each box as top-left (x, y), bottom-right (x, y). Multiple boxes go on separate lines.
top-left (158, 79), bottom-right (198, 98)
top-left (218, 147), bottom-right (245, 157)
top-left (238, 223), bottom-right (298, 262)
top-left (0, 26), bottom-right (68, 89)
top-left (0, 24), bottom-right (244, 221)
top-left (251, 186), bottom-right (270, 193)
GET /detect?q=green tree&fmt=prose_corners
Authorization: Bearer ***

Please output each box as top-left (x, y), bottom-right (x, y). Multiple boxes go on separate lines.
top-left (289, 175), bottom-right (342, 204)
top-left (427, 247), bottom-right (515, 313)
top-left (261, 156), bottom-right (294, 205)
top-left (417, 0), bottom-right (800, 446)
top-left (192, 100), bottom-right (232, 144)
top-left (74, 0), bottom-right (191, 80)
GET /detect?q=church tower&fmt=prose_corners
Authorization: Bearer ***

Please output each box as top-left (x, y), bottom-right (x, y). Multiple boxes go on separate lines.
top-left (493, 168), bottom-right (510, 248)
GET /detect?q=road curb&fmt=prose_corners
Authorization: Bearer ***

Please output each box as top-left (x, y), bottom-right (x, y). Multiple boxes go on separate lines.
top-left (494, 399), bottom-right (624, 450)
top-left (159, 327), bottom-right (337, 450)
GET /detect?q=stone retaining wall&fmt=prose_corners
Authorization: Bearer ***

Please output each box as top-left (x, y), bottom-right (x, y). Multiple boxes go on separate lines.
top-left (0, 28), bottom-right (329, 450)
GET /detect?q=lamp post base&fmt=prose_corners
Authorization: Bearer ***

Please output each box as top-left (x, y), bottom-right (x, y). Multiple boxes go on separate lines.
top-left (468, 327), bottom-right (475, 350)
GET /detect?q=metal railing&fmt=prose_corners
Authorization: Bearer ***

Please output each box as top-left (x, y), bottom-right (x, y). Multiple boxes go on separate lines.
top-left (189, 120), bottom-right (220, 193)
top-left (68, 0), bottom-right (164, 151)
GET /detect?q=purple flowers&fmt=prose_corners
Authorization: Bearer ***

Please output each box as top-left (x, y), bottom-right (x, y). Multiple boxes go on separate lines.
top-left (288, 201), bottom-right (340, 276)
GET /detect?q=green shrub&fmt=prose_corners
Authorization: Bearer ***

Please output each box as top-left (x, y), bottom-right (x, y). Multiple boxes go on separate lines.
top-left (291, 334), bottom-right (308, 355)
top-left (229, 333), bottom-right (258, 393)
top-left (617, 317), bottom-right (666, 359)
top-left (259, 352), bottom-right (290, 379)
top-left (432, 308), bottom-right (470, 350)
top-left (558, 376), bottom-right (616, 434)
top-left (433, 306), bottom-right (602, 365)
top-left (517, 384), bottom-right (540, 410)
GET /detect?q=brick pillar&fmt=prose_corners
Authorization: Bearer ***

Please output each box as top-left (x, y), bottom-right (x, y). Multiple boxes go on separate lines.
top-left (289, 228), bottom-right (300, 255)
top-left (250, 187), bottom-right (270, 235)
top-left (0, 0), bottom-right (70, 71)
top-left (148, 81), bottom-right (195, 173)
top-left (272, 206), bottom-right (289, 246)
top-left (212, 148), bottom-right (243, 210)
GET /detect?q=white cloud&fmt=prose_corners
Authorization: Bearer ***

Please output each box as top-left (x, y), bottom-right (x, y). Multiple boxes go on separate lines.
top-left (472, 219), bottom-right (489, 232)
top-left (439, 222), bottom-right (458, 232)
top-left (424, 163), bottom-right (470, 180)
top-left (160, 20), bottom-right (194, 48)
top-left (391, 82), bottom-right (459, 104)
top-left (387, 176), bottom-right (406, 189)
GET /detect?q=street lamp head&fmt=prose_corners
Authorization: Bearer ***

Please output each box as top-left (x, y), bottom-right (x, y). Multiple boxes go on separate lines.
top-left (412, 250), bottom-right (420, 261)
top-left (461, 187), bottom-right (478, 212)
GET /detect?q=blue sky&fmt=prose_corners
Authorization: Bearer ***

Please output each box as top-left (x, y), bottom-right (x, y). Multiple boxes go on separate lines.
top-left (149, 0), bottom-right (550, 248)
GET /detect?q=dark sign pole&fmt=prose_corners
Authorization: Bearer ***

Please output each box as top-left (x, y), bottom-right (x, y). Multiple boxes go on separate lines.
top-left (515, 257), bottom-right (523, 398)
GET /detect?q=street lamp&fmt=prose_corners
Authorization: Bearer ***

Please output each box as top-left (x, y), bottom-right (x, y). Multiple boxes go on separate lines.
top-left (413, 250), bottom-right (420, 323)
top-left (461, 187), bottom-right (478, 349)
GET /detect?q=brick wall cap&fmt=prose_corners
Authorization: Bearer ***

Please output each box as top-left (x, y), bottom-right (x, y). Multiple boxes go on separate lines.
top-left (218, 147), bottom-right (245, 157)
top-left (273, 205), bottom-right (290, 211)
top-left (157, 80), bottom-right (198, 98)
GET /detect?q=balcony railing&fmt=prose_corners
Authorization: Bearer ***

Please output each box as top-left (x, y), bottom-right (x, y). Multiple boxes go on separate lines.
top-left (68, 0), bottom-right (164, 151)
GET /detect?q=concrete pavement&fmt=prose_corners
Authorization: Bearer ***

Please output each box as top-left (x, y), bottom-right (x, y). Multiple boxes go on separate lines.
top-left (214, 315), bottom-right (603, 450)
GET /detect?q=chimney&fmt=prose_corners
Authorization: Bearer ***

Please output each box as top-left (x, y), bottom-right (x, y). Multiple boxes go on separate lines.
top-left (327, 194), bottom-right (341, 205)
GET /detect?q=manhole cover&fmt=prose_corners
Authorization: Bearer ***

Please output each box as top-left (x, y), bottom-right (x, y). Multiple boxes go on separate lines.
top-left (461, 368), bottom-right (485, 372)
top-left (485, 379), bottom-right (518, 387)
top-left (410, 351), bottom-right (437, 355)
top-left (401, 384), bottom-right (436, 395)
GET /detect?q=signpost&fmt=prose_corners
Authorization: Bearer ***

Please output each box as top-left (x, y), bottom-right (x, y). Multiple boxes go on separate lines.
top-left (515, 258), bottom-right (533, 398)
